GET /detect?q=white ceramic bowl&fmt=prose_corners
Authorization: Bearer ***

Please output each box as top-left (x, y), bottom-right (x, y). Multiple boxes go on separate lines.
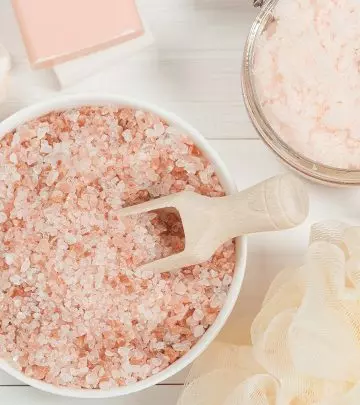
top-left (0, 94), bottom-right (247, 398)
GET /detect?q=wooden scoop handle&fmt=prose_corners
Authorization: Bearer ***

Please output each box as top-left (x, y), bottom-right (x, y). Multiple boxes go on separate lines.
top-left (217, 174), bottom-right (309, 239)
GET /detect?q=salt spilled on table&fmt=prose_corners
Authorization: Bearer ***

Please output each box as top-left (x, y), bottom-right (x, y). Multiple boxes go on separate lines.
top-left (0, 106), bottom-right (235, 389)
top-left (254, 0), bottom-right (360, 169)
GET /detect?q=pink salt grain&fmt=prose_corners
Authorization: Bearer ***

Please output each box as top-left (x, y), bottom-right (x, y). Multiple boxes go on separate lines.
top-left (0, 212), bottom-right (7, 223)
top-left (254, 0), bottom-right (360, 169)
top-left (0, 106), bottom-right (235, 389)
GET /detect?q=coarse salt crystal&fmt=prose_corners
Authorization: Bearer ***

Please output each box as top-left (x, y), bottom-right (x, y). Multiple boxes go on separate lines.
top-left (111, 369), bottom-right (122, 379)
top-left (173, 342), bottom-right (190, 352)
top-left (46, 170), bottom-right (58, 186)
top-left (52, 313), bottom-right (60, 321)
top-left (16, 312), bottom-right (26, 320)
top-left (122, 130), bottom-right (132, 142)
top-left (99, 367), bottom-right (105, 377)
top-left (193, 325), bottom-right (205, 338)
top-left (118, 347), bottom-right (131, 356)
top-left (175, 282), bottom-right (187, 295)
top-left (64, 233), bottom-right (77, 245)
top-left (83, 311), bottom-right (92, 320)
top-left (192, 309), bottom-right (204, 322)
top-left (11, 132), bottom-right (20, 146)
top-left (211, 278), bottom-right (222, 287)
top-left (85, 372), bottom-right (99, 386)
top-left (20, 258), bottom-right (30, 272)
top-left (0, 212), bottom-right (7, 223)
top-left (60, 371), bottom-right (73, 383)
top-left (37, 126), bottom-right (49, 139)
top-left (9, 153), bottom-right (18, 164)
top-left (40, 140), bottom-right (52, 154)
top-left (210, 295), bottom-right (221, 309)
top-left (99, 380), bottom-right (113, 390)
top-left (13, 299), bottom-right (21, 308)
top-left (10, 275), bottom-right (22, 285)
top-left (105, 350), bottom-right (115, 357)
top-left (75, 367), bottom-right (89, 377)
top-left (222, 274), bottom-right (232, 286)
top-left (140, 270), bottom-right (154, 280)
top-left (152, 342), bottom-right (165, 350)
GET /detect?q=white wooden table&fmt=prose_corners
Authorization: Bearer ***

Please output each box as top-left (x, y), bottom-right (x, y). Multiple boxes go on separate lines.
top-left (0, 0), bottom-right (359, 403)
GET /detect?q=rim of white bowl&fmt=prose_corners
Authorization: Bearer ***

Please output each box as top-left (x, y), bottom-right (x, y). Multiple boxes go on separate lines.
top-left (0, 94), bottom-right (247, 398)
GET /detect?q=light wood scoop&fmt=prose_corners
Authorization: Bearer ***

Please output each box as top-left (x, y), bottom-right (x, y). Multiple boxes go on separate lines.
top-left (119, 174), bottom-right (309, 273)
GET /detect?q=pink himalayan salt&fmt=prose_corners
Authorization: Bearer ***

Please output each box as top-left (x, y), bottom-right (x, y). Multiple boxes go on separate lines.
top-left (254, 0), bottom-right (360, 169)
top-left (0, 106), bottom-right (235, 389)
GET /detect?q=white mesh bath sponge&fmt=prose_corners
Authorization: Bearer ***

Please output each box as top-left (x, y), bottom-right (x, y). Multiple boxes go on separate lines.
top-left (177, 222), bottom-right (360, 405)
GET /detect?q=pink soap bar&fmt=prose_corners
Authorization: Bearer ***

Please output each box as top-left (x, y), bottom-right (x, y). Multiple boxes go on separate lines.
top-left (12, 0), bottom-right (144, 68)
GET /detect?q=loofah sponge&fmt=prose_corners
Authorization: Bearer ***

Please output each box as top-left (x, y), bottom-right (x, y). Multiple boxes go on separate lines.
top-left (177, 221), bottom-right (360, 405)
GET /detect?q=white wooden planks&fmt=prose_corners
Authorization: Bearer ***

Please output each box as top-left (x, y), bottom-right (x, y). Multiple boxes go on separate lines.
top-left (0, 386), bottom-right (182, 405)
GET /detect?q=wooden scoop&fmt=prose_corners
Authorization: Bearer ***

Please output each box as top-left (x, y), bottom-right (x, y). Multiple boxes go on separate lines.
top-left (119, 174), bottom-right (309, 273)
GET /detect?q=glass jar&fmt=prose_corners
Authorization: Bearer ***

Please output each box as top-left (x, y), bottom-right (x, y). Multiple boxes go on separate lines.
top-left (242, 0), bottom-right (360, 186)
